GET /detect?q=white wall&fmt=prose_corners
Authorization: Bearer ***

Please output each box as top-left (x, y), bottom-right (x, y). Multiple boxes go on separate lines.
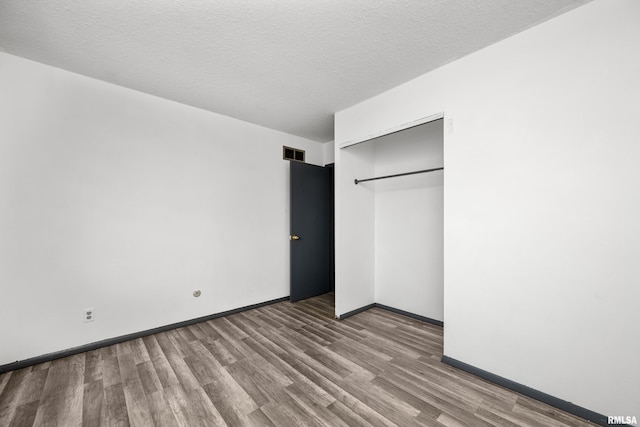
top-left (0, 52), bottom-right (323, 366)
top-left (335, 0), bottom-right (639, 418)
top-left (323, 141), bottom-right (335, 165)
top-left (374, 121), bottom-right (443, 321)
top-left (334, 141), bottom-right (375, 317)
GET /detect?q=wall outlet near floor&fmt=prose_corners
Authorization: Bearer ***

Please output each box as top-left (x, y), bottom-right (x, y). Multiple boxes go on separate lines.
top-left (83, 308), bottom-right (95, 322)
top-left (193, 290), bottom-right (201, 297)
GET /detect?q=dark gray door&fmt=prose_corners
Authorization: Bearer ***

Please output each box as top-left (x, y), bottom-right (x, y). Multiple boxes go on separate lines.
top-left (290, 161), bottom-right (333, 302)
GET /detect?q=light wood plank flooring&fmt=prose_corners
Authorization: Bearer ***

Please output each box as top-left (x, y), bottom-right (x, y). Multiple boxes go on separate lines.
top-left (0, 293), bottom-right (595, 426)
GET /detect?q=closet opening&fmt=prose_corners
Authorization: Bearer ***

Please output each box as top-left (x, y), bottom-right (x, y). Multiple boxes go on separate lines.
top-left (336, 117), bottom-right (444, 326)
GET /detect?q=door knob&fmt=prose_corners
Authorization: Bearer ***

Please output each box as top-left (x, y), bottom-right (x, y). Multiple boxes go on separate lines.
top-left (291, 235), bottom-right (300, 240)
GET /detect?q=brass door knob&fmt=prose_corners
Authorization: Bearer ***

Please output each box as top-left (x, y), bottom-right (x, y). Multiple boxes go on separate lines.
top-left (291, 235), bottom-right (300, 240)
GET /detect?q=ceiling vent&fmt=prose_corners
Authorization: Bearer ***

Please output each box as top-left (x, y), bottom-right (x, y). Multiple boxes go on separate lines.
top-left (283, 146), bottom-right (305, 163)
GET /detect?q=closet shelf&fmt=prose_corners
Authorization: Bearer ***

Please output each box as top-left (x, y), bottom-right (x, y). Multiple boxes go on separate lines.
top-left (354, 167), bottom-right (444, 185)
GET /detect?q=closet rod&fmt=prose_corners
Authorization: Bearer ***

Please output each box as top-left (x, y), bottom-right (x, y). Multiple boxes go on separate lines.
top-left (354, 167), bottom-right (444, 185)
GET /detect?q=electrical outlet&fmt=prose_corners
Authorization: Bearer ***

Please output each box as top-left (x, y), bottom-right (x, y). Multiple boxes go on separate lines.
top-left (83, 308), bottom-right (95, 322)
top-left (193, 290), bottom-right (201, 297)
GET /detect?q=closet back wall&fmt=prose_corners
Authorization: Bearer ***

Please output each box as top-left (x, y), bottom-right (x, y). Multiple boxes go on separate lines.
top-left (374, 121), bottom-right (443, 321)
top-left (0, 52), bottom-right (323, 366)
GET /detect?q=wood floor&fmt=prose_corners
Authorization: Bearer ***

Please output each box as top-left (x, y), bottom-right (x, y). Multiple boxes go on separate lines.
top-left (0, 293), bottom-right (595, 426)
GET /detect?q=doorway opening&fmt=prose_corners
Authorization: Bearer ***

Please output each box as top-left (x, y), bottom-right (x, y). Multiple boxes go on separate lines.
top-left (289, 161), bottom-right (335, 312)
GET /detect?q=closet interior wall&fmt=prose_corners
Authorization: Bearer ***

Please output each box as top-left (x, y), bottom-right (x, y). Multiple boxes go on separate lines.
top-left (334, 142), bottom-right (375, 317)
top-left (373, 120), bottom-right (444, 321)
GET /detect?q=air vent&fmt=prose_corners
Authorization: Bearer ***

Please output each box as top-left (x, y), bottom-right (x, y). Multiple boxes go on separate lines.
top-left (283, 146), bottom-right (305, 163)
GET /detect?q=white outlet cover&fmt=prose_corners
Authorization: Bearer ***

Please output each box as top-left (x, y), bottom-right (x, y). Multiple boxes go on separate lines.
top-left (84, 308), bottom-right (95, 322)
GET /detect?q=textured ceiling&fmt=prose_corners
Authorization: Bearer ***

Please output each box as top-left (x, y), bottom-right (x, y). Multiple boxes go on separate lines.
top-left (0, 0), bottom-right (591, 142)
